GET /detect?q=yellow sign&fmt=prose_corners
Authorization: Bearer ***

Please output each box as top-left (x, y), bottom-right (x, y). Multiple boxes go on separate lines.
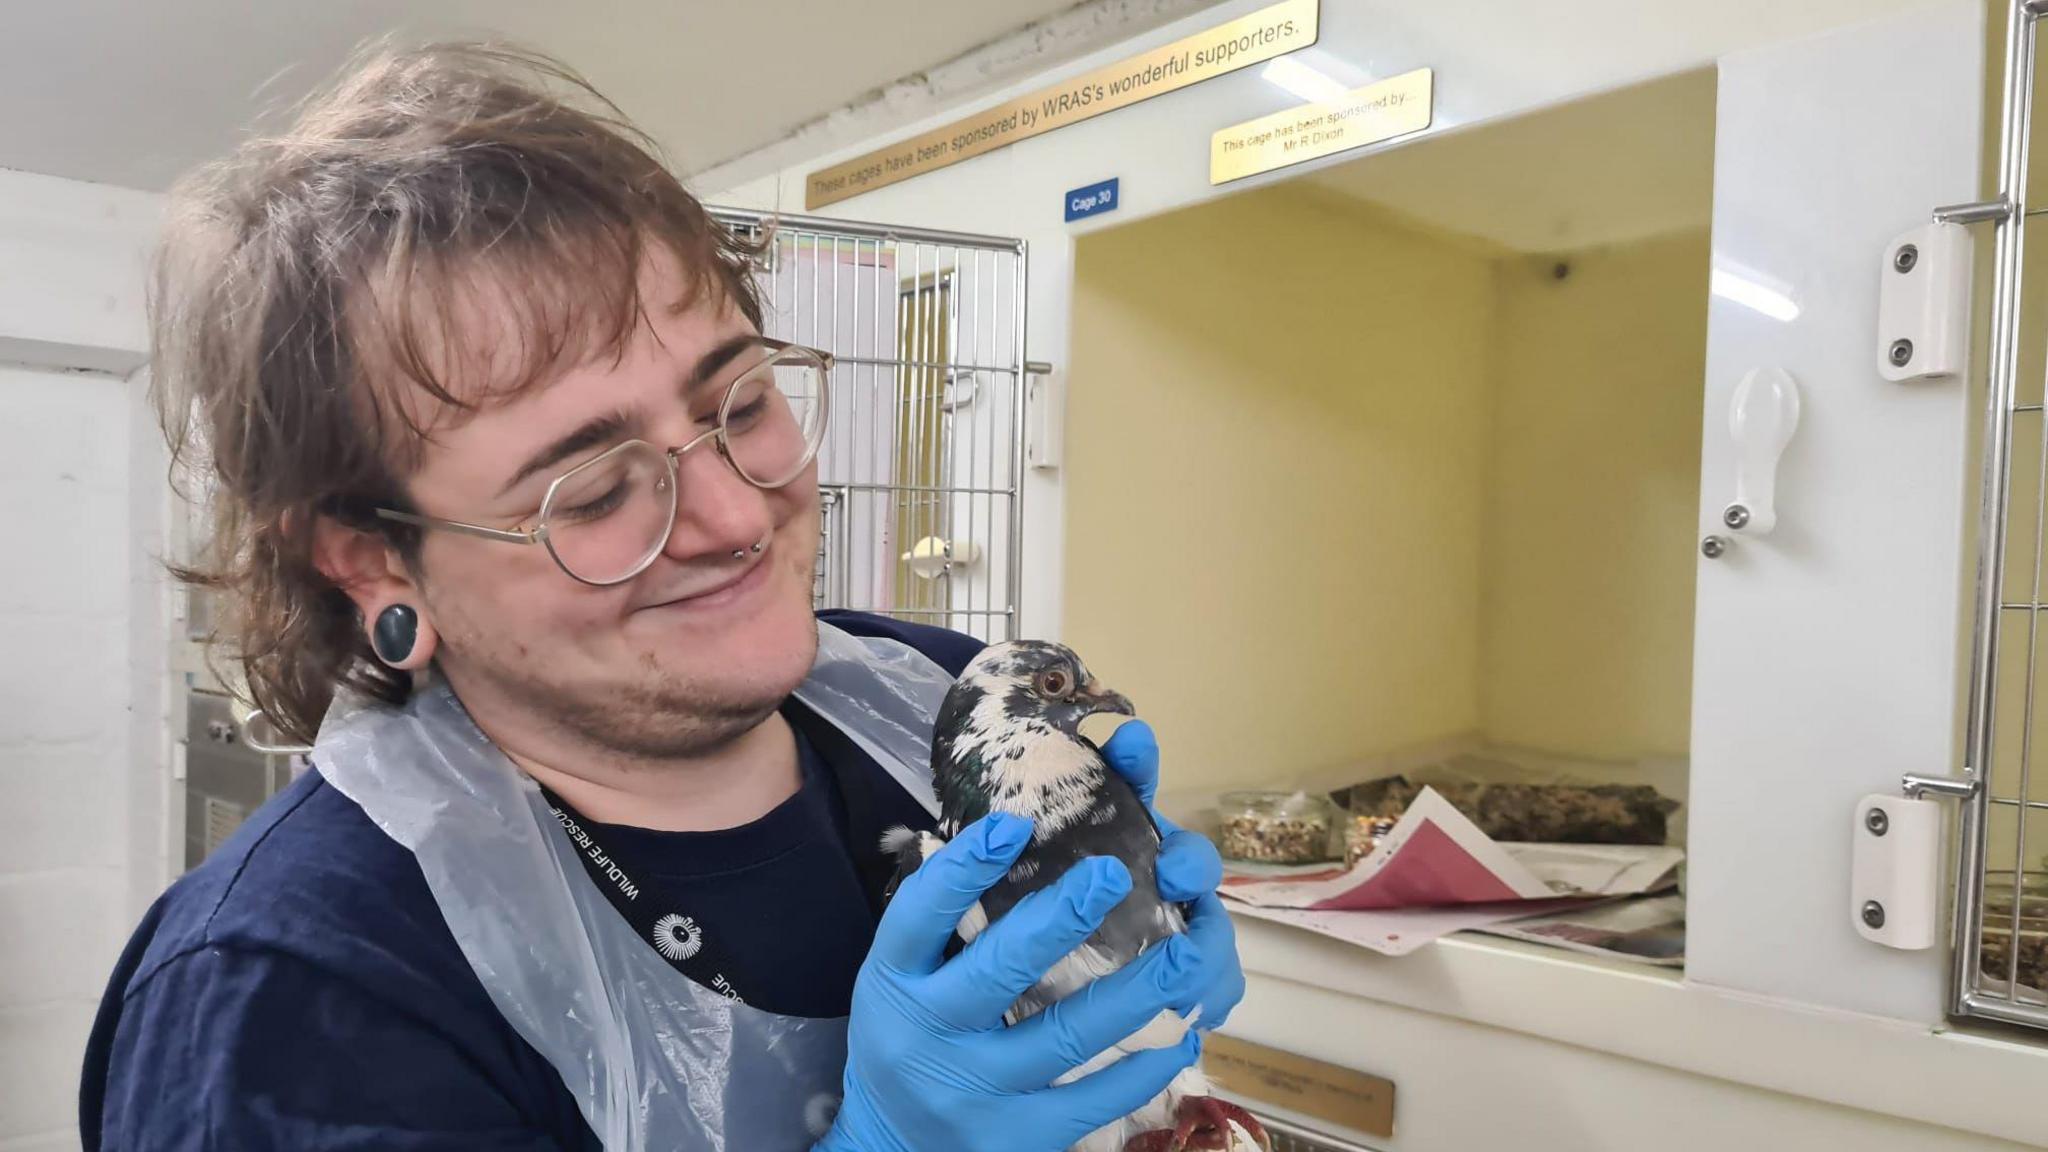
top-left (1211, 68), bottom-right (1434, 185)
top-left (806, 0), bottom-right (1320, 209)
top-left (1202, 1033), bottom-right (1396, 1140)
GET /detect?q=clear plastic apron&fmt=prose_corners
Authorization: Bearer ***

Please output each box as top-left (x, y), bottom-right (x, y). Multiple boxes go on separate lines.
top-left (315, 622), bottom-right (956, 1151)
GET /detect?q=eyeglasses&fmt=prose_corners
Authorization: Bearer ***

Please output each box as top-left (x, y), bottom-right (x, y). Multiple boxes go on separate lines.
top-left (375, 337), bottom-right (831, 586)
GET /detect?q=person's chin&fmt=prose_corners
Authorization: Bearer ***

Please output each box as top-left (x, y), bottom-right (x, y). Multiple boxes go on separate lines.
top-left (681, 619), bottom-right (816, 719)
top-left (732, 592), bottom-right (819, 684)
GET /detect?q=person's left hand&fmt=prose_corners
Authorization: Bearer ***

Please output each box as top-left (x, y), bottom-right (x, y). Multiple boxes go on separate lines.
top-left (1101, 720), bottom-right (1245, 1031)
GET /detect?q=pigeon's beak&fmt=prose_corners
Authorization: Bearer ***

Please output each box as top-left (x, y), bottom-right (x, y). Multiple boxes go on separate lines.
top-left (1077, 681), bottom-right (1135, 720)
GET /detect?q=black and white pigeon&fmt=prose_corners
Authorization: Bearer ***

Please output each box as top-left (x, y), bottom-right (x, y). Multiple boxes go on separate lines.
top-left (883, 641), bottom-right (1268, 1152)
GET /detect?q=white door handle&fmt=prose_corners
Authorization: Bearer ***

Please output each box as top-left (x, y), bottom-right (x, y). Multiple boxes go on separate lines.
top-left (1723, 366), bottom-right (1801, 534)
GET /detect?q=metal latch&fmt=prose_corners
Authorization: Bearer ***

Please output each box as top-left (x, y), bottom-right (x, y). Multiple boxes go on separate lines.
top-left (1850, 773), bottom-right (1978, 950)
top-left (1877, 222), bottom-right (1973, 382)
top-left (1024, 361), bottom-right (1060, 472)
top-left (1901, 773), bottom-right (1979, 801)
top-left (234, 703), bottom-right (313, 756)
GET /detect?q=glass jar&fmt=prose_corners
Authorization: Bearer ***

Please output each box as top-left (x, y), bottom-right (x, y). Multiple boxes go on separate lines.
top-left (1217, 790), bottom-right (1340, 865)
top-left (1344, 814), bottom-right (1398, 868)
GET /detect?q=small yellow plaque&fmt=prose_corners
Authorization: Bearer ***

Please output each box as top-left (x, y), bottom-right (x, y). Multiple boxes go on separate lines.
top-left (1210, 68), bottom-right (1434, 185)
top-left (806, 0), bottom-right (1320, 210)
top-left (1201, 1032), bottom-right (1396, 1140)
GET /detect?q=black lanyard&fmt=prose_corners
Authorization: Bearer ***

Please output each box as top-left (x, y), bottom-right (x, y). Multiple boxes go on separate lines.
top-left (536, 704), bottom-right (907, 1008)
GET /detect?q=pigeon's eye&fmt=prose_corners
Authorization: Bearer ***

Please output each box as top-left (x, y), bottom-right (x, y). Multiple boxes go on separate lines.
top-left (1036, 668), bottom-right (1073, 698)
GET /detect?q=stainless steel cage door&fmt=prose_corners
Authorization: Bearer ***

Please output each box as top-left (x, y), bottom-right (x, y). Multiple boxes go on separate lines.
top-left (1931, 0), bottom-right (2048, 1032)
top-left (711, 209), bottom-right (1028, 643)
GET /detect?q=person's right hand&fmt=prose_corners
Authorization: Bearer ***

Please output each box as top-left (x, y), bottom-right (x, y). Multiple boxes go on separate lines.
top-left (815, 811), bottom-right (1212, 1152)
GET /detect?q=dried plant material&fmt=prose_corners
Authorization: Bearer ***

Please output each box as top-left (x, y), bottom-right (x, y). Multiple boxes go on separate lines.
top-left (1337, 776), bottom-right (1678, 846)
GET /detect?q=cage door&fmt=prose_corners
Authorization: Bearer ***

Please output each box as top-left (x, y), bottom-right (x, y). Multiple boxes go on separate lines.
top-left (1942, 0), bottom-right (2048, 1032)
top-left (711, 208), bottom-right (1026, 643)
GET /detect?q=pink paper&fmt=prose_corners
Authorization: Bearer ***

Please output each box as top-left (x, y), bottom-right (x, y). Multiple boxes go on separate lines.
top-left (1227, 897), bottom-right (1603, 957)
top-left (1220, 786), bottom-right (1682, 915)
top-left (1309, 819), bottom-right (1523, 910)
top-left (1222, 787), bottom-right (1557, 911)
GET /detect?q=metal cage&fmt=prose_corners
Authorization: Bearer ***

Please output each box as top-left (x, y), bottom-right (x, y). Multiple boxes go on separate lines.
top-left (1936, 0), bottom-right (2048, 1032)
top-left (711, 208), bottom-right (1029, 643)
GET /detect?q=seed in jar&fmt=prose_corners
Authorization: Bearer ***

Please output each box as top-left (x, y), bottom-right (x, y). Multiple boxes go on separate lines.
top-left (1220, 813), bottom-right (1332, 864)
top-left (1345, 816), bottom-right (1397, 867)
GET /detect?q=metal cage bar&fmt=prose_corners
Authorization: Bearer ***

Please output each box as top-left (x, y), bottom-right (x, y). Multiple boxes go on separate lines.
top-left (1948, 0), bottom-right (2048, 1030)
top-left (710, 207), bottom-right (1028, 642)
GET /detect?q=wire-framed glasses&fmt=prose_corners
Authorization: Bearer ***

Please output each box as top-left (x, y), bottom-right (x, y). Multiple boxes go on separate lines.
top-left (375, 337), bottom-right (831, 586)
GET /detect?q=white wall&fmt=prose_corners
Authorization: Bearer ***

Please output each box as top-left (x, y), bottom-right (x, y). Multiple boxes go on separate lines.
top-left (0, 367), bottom-right (138, 1151)
top-left (703, 0), bottom-right (1971, 646)
top-left (0, 168), bottom-right (156, 375)
top-left (0, 168), bottom-right (163, 1152)
top-left (1064, 187), bottom-right (1497, 794)
top-left (1480, 232), bottom-right (1710, 763)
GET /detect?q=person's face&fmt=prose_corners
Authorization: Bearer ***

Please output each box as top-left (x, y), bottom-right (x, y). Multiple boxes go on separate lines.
top-left (376, 252), bottom-right (821, 757)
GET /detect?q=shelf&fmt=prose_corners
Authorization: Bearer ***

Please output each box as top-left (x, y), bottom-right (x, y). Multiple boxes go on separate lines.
top-left (1222, 911), bottom-right (2048, 1147)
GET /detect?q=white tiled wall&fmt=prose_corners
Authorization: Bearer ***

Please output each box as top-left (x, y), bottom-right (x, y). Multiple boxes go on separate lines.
top-left (0, 367), bottom-right (141, 1151)
top-left (0, 165), bottom-right (162, 1152)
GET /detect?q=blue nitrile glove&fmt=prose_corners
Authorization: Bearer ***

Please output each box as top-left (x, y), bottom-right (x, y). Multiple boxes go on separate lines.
top-left (1101, 719), bottom-right (1246, 1031)
top-left (817, 811), bottom-right (1211, 1152)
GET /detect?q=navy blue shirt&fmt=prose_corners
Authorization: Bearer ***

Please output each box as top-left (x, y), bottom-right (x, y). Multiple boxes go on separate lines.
top-left (80, 612), bottom-right (982, 1151)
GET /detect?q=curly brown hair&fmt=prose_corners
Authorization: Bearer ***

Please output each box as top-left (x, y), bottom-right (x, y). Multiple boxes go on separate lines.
top-left (155, 41), bottom-right (766, 746)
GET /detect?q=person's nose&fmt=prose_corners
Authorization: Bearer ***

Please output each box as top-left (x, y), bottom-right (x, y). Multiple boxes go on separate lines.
top-left (658, 437), bottom-right (773, 563)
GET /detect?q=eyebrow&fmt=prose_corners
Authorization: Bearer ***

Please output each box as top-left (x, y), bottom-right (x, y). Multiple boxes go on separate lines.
top-left (497, 408), bottom-right (639, 498)
top-left (684, 333), bottom-right (761, 396)
top-left (494, 334), bottom-right (764, 498)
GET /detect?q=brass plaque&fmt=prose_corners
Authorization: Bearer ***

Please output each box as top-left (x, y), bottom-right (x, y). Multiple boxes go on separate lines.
top-left (806, 0), bottom-right (1319, 209)
top-left (1210, 67), bottom-right (1434, 185)
top-left (1202, 1032), bottom-right (1396, 1140)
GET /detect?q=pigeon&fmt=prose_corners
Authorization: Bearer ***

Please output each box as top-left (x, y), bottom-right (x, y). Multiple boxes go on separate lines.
top-left (883, 640), bottom-right (1269, 1152)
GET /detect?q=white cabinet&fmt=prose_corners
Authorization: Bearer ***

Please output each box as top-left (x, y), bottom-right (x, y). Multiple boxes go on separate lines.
top-left (711, 1), bottom-right (2048, 1144)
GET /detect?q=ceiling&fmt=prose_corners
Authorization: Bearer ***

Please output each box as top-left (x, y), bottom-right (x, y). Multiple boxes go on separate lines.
top-left (0, 0), bottom-right (1202, 191)
top-left (1303, 67), bottom-right (1719, 254)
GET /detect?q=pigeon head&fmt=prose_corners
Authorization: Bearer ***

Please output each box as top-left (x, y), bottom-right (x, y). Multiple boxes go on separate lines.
top-left (930, 640), bottom-right (1136, 831)
top-left (960, 640), bottom-right (1133, 737)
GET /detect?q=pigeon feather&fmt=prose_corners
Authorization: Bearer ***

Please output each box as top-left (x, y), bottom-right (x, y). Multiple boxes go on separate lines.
top-left (883, 641), bottom-right (1266, 1152)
